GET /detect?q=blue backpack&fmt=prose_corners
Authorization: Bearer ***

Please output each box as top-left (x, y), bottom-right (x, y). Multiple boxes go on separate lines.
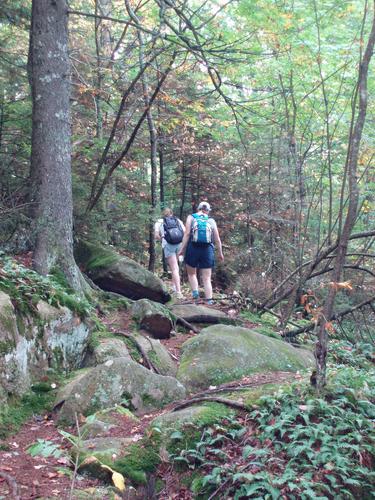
top-left (191, 213), bottom-right (213, 245)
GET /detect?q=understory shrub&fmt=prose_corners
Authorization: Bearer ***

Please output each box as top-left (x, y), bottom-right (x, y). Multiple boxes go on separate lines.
top-left (171, 358), bottom-right (374, 499)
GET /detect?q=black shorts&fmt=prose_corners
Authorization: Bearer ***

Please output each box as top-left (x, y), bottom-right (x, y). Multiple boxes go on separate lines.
top-left (184, 242), bottom-right (215, 269)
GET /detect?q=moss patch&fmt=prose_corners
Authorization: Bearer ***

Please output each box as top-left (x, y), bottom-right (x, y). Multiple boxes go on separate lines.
top-left (112, 432), bottom-right (161, 485)
top-left (0, 255), bottom-right (92, 317)
top-left (0, 390), bottom-right (56, 439)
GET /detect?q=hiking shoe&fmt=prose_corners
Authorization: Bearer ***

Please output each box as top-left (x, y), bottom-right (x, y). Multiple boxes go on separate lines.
top-left (206, 299), bottom-right (214, 305)
top-left (192, 290), bottom-right (199, 300)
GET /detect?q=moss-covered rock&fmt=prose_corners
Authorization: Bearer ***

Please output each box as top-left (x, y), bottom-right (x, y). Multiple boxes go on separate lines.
top-left (72, 436), bottom-right (133, 465)
top-left (80, 418), bottom-right (116, 439)
top-left (151, 402), bottom-right (235, 436)
top-left (55, 357), bottom-right (186, 423)
top-left (112, 432), bottom-right (161, 485)
top-left (0, 292), bottom-right (18, 348)
top-left (68, 486), bottom-right (119, 499)
top-left (75, 240), bottom-right (170, 303)
top-left (177, 325), bottom-right (314, 391)
top-left (0, 290), bottom-right (92, 404)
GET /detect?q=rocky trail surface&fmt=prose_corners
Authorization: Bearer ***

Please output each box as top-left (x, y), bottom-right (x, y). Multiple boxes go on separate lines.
top-left (0, 296), bottom-right (301, 499)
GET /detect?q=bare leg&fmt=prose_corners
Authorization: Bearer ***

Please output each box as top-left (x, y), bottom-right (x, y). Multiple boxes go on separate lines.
top-left (201, 268), bottom-right (213, 299)
top-left (167, 254), bottom-right (181, 293)
top-left (186, 264), bottom-right (199, 293)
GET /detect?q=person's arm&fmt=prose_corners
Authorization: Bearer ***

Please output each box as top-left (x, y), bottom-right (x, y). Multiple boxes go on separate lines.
top-left (212, 221), bottom-right (224, 261)
top-left (154, 221), bottom-right (162, 241)
top-left (178, 215), bottom-right (192, 256)
top-left (178, 218), bottom-right (186, 233)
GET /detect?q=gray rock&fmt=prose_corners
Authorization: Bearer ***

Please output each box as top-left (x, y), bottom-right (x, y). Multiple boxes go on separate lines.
top-left (170, 304), bottom-right (235, 324)
top-left (55, 357), bottom-right (186, 423)
top-left (132, 299), bottom-right (173, 339)
top-left (0, 291), bottom-right (91, 401)
top-left (177, 324), bottom-right (314, 392)
top-left (80, 419), bottom-right (116, 438)
top-left (75, 240), bottom-right (170, 303)
top-left (74, 436), bottom-right (132, 462)
top-left (135, 335), bottom-right (177, 376)
top-left (83, 338), bottom-right (131, 367)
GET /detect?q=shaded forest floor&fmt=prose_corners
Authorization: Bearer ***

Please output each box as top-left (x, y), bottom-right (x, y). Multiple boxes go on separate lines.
top-left (0, 293), bottom-right (297, 499)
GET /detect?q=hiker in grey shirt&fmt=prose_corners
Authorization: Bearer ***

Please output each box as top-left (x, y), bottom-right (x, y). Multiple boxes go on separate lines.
top-left (155, 208), bottom-right (185, 299)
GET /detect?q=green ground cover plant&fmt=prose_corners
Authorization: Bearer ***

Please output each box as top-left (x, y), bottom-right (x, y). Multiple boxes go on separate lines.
top-left (0, 389), bottom-right (56, 439)
top-left (0, 254), bottom-right (92, 317)
top-left (170, 343), bottom-right (375, 499)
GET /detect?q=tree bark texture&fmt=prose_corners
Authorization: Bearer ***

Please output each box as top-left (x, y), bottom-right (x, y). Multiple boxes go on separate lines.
top-left (30, 0), bottom-right (82, 290)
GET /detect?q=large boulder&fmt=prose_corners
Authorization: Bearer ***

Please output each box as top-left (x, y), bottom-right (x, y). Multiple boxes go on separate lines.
top-left (54, 357), bottom-right (186, 423)
top-left (177, 324), bottom-right (314, 392)
top-left (75, 240), bottom-right (170, 303)
top-left (169, 304), bottom-right (236, 324)
top-left (0, 291), bottom-right (91, 401)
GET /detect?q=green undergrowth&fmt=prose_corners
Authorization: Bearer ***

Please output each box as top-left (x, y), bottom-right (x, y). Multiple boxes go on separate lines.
top-left (329, 338), bottom-right (374, 368)
top-left (74, 240), bottom-right (119, 272)
top-left (170, 344), bottom-right (374, 499)
top-left (241, 309), bottom-right (310, 339)
top-left (110, 403), bottom-right (235, 486)
top-left (112, 430), bottom-right (162, 485)
top-left (0, 384), bottom-right (59, 439)
top-left (0, 254), bottom-right (92, 317)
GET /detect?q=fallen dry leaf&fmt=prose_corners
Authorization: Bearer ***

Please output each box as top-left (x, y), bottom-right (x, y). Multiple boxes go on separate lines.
top-left (112, 471), bottom-right (125, 492)
top-left (47, 472), bottom-right (58, 479)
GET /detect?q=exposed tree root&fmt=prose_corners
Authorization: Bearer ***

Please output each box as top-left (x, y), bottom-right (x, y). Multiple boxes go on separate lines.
top-left (174, 315), bottom-right (200, 333)
top-left (113, 330), bottom-right (162, 374)
top-left (0, 471), bottom-right (20, 500)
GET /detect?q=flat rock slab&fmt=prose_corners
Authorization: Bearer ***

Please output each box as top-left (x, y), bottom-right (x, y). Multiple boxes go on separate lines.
top-left (170, 304), bottom-right (235, 324)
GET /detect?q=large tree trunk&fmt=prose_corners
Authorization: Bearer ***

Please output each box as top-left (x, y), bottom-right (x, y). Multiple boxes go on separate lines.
top-left (29, 0), bottom-right (84, 291)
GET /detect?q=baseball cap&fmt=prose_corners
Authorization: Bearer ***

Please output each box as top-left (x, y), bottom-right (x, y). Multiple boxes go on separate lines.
top-left (198, 201), bottom-right (211, 211)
